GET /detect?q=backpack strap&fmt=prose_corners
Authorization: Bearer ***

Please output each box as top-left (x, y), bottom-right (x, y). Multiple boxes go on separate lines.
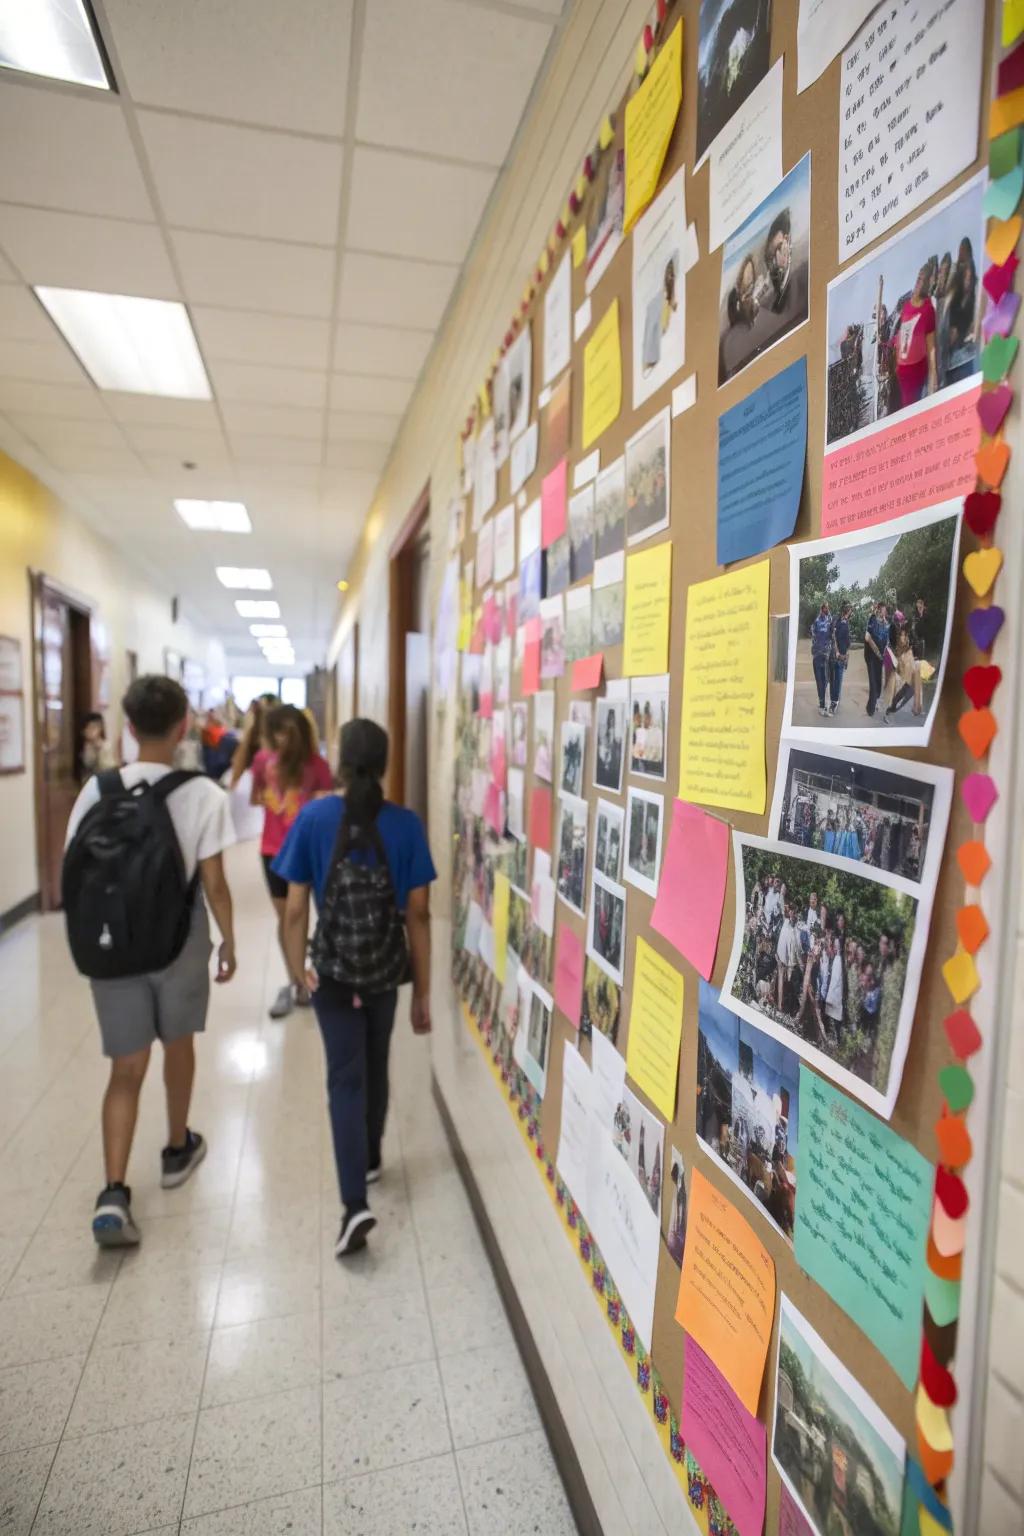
top-left (148, 769), bottom-right (206, 805)
top-left (97, 769), bottom-right (125, 798)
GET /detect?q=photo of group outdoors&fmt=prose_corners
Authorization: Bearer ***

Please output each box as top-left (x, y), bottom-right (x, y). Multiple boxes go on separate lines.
top-left (560, 719), bottom-right (586, 798)
top-left (555, 793), bottom-right (588, 915)
top-left (593, 557), bottom-right (625, 647)
top-left (784, 502), bottom-right (960, 747)
top-left (565, 586), bottom-right (592, 664)
top-left (544, 532), bottom-right (570, 599)
top-left (595, 695), bottom-right (627, 792)
top-left (533, 691), bottom-right (554, 782)
top-left (580, 956), bottom-right (621, 1041)
top-left (696, 978), bottom-right (800, 1242)
top-left (629, 675), bottom-right (669, 779)
top-left (695, 0), bottom-right (773, 164)
top-left (625, 409), bottom-right (671, 544)
top-left (539, 596), bottom-right (565, 680)
top-left (825, 174), bottom-right (985, 449)
top-left (770, 743), bottom-right (953, 892)
top-left (718, 153), bottom-right (810, 385)
top-left (595, 457), bottom-right (627, 558)
top-left (625, 786), bottom-right (664, 897)
top-left (666, 1147), bottom-right (687, 1266)
top-left (722, 832), bottom-right (923, 1116)
top-left (588, 869), bottom-right (627, 984)
top-left (569, 484), bottom-right (595, 582)
top-left (515, 981), bottom-right (553, 1099)
top-left (773, 1297), bottom-right (905, 1536)
top-left (595, 799), bottom-right (625, 880)
top-left (612, 1084), bottom-right (664, 1216)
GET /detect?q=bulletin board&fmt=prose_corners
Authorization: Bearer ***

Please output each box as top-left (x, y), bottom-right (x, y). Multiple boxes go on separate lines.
top-left (447, 2), bottom-right (1011, 1533)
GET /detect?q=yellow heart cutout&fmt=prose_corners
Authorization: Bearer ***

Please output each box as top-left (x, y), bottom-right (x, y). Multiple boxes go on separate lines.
top-left (963, 546), bottom-right (1004, 597)
top-left (976, 437), bottom-right (1011, 488)
top-left (916, 1385), bottom-right (954, 1454)
top-left (987, 214), bottom-right (1023, 267)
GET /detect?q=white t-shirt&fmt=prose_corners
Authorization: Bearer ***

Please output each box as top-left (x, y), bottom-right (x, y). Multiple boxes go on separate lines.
top-left (65, 764), bottom-right (236, 880)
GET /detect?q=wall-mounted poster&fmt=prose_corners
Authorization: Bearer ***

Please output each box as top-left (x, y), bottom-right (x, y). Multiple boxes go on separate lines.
top-left (543, 252), bottom-right (572, 386)
top-left (0, 636), bottom-right (25, 775)
top-left (632, 167), bottom-right (687, 410)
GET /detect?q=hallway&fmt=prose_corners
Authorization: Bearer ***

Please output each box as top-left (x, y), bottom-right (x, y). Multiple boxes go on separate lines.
top-left (0, 846), bottom-right (576, 1536)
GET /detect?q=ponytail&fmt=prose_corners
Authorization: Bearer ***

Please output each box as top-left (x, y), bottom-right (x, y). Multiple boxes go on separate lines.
top-left (338, 718), bottom-right (389, 853)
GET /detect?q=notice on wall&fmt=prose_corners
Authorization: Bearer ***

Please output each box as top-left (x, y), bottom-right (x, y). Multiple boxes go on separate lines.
top-left (510, 420), bottom-right (538, 497)
top-left (682, 1334), bottom-right (767, 1536)
top-left (675, 1167), bottom-right (776, 1415)
top-left (544, 252), bottom-right (572, 385)
top-left (709, 59), bottom-right (783, 253)
top-left (838, 0), bottom-right (984, 260)
top-left (632, 167), bottom-right (687, 409)
top-left (556, 1039), bottom-right (594, 1220)
top-left (717, 356), bottom-right (807, 565)
top-left (582, 299), bottom-right (623, 449)
top-left (493, 503), bottom-right (516, 584)
top-left (625, 936), bottom-right (684, 1122)
top-left (554, 925), bottom-right (586, 1030)
top-left (794, 1068), bottom-right (933, 1389)
top-left (590, 1118), bottom-right (661, 1351)
top-left (796, 0), bottom-right (878, 93)
top-left (678, 559), bottom-right (769, 814)
top-left (624, 18), bottom-right (683, 234)
top-left (623, 542), bottom-right (672, 677)
top-left (650, 800), bottom-right (729, 980)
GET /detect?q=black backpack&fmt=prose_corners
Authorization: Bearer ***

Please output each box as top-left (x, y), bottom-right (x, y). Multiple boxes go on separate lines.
top-left (62, 769), bottom-right (203, 980)
top-left (310, 815), bottom-right (410, 994)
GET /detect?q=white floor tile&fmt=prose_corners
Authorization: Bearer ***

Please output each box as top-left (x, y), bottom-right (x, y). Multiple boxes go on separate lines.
top-left (322, 1357), bottom-right (452, 1481)
top-left (63, 1333), bottom-right (209, 1437)
top-left (323, 1453), bottom-right (469, 1535)
top-left (0, 1440), bottom-right (57, 1535)
top-left (457, 1429), bottom-right (578, 1536)
top-left (180, 1485), bottom-right (322, 1535)
top-left (185, 1386), bottom-right (322, 1518)
top-left (203, 1309), bottom-right (321, 1407)
top-left (33, 1412), bottom-right (196, 1536)
top-left (440, 1340), bottom-right (541, 1449)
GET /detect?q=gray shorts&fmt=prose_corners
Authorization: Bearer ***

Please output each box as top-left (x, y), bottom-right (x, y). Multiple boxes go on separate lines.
top-left (90, 900), bottom-right (212, 1058)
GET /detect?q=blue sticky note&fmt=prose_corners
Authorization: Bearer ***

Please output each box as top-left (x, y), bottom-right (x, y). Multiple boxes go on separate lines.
top-left (906, 1457), bottom-right (953, 1530)
top-left (984, 164), bottom-right (1024, 223)
top-left (717, 355), bottom-right (807, 565)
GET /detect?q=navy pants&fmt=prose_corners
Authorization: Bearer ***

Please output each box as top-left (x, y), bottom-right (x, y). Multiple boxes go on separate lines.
top-left (313, 980), bottom-right (397, 1208)
top-left (812, 652), bottom-right (830, 708)
top-left (830, 658), bottom-right (847, 707)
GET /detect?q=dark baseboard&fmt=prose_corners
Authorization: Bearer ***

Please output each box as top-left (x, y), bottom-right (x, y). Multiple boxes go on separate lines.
top-left (432, 1074), bottom-right (603, 1536)
top-left (0, 891), bottom-right (40, 938)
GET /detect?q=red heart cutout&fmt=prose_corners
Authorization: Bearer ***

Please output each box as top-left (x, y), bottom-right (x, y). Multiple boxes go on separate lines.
top-left (935, 1165), bottom-right (969, 1219)
top-left (963, 664), bottom-right (1002, 707)
top-left (964, 491), bottom-right (1001, 537)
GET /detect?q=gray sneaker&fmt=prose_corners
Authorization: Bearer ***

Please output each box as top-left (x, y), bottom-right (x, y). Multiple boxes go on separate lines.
top-left (269, 985), bottom-right (294, 1020)
top-left (161, 1130), bottom-right (207, 1189)
top-left (93, 1185), bottom-right (140, 1247)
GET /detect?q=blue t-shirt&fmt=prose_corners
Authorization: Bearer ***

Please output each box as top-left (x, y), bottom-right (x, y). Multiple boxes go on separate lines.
top-left (272, 796), bottom-right (436, 910)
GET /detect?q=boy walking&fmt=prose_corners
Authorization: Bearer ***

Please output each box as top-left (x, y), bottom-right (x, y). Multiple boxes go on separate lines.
top-left (64, 676), bottom-right (237, 1247)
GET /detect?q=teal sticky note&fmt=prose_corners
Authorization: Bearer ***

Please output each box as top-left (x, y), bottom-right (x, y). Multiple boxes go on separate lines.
top-left (924, 1269), bottom-right (961, 1328)
top-left (794, 1067), bottom-right (933, 1390)
top-left (990, 127), bottom-right (1022, 180)
top-left (984, 165), bottom-right (1024, 222)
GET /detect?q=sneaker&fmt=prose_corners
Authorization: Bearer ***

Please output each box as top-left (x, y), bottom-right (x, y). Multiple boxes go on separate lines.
top-left (161, 1130), bottom-right (207, 1190)
top-left (818, 706), bottom-right (828, 717)
top-left (334, 1206), bottom-right (376, 1257)
top-left (93, 1184), bottom-right (141, 1247)
top-left (269, 985), bottom-right (294, 1020)
top-left (367, 1163), bottom-right (382, 1185)
top-left (829, 702), bottom-right (839, 714)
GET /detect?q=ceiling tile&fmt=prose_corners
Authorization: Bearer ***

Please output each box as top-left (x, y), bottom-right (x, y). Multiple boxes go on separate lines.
top-left (325, 439), bottom-right (390, 473)
top-left (103, 0), bottom-right (353, 136)
top-left (191, 308), bottom-right (331, 371)
top-left (104, 393), bottom-right (221, 427)
top-left (119, 423), bottom-right (232, 460)
top-left (138, 113), bottom-right (343, 245)
top-left (0, 205), bottom-right (178, 296)
top-left (338, 251), bottom-right (459, 331)
top-left (206, 360), bottom-right (327, 409)
top-left (328, 373), bottom-right (413, 414)
top-left (358, 0), bottom-right (553, 165)
top-left (0, 82), bottom-right (153, 219)
top-left (0, 249), bottom-right (18, 281)
top-left (0, 380), bottom-right (107, 418)
top-left (6, 415), bottom-right (129, 453)
top-left (220, 401), bottom-right (323, 440)
top-left (229, 434), bottom-right (323, 466)
top-left (332, 323), bottom-right (431, 382)
top-left (326, 409), bottom-right (401, 444)
top-left (0, 336), bottom-right (89, 386)
top-left (171, 230), bottom-right (335, 316)
top-left (347, 147), bottom-right (496, 265)
top-left (320, 468), bottom-right (380, 505)
top-left (0, 287), bottom-right (56, 344)
top-left (228, 461), bottom-right (321, 489)
top-left (40, 442), bottom-right (147, 474)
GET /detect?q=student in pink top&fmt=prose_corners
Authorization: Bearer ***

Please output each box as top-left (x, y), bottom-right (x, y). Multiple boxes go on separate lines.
top-left (252, 704), bottom-right (334, 1018)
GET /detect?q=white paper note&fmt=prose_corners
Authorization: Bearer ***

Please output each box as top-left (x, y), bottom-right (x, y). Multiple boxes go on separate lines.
top-left (709, 58), bottom-right (784, 252)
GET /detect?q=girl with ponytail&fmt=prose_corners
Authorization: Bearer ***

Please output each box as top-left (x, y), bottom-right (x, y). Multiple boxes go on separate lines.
top-left (273, 718), bottom-right (436, 1256)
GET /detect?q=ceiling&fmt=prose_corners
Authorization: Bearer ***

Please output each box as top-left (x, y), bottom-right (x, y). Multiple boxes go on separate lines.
top-left (0, 0), bottom-right (563, 670)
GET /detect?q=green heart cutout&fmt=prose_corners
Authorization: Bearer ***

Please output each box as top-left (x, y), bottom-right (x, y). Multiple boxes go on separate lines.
top-left (937, 1063), bottom-right (974, 1113)
top-left (982, 333), bottom-right (1020, 384)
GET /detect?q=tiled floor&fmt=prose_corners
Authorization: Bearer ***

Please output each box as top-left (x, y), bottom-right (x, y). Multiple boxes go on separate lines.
top-left (0, 844), bottom-right (578, 1535)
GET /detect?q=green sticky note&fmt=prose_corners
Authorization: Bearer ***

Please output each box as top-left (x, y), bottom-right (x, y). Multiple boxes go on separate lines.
top-left (938, 1063), bottom-right (974, 1113)
top-left (924, 1268), bottom-right (961, 1328)
top-left (982, 334), bottom-right (1019, 384)
top-left (990, 127), bottom-right (1022, 180)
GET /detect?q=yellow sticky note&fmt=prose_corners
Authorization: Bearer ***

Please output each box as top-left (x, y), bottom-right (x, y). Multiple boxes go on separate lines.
top-left (623, 542), bottom-right (672, 676)
top-left (493, 873), bottom-right (510, 983)
top-left (942, 948), bottom-right (979, 1005)
top-left (1004, 0), bottom-right (1024, 45)
top-left (623, 20), bottom-right (683, 234)
top-left (572, 225), bottom-right (588, 269)
top-left (678, 560), bottom-right (770, 814)
top-left (582, 299), bottom-right (622, 449)
top-left (991, 83), bottom-right (1024, 138)
top-left (915, 1386), bottom-right (954, 1453)
top-left (626, 936), bottom-right (685, 1121)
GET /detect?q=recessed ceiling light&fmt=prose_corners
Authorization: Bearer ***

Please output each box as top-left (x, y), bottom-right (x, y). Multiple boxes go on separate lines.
top-left (176, 499), bottom-right (252, 534)
top-left (249, 624), bottom-right (287, 638)
top-left (0, 0), bottom-right (112, 90)
top-left (216, 567), bottom-right (272, 590)
top-left (235, 599), bottom-right (280, 618)
top-left (336, 579), bottom-right (350, 592)
top-left (34, 287), bottom-right (211, 399)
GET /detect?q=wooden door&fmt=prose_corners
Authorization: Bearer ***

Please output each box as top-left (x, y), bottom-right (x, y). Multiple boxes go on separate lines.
top-left (34, 580), bottom-right (93, 910)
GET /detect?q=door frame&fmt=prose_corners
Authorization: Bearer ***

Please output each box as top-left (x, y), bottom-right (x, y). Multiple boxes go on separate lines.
top-left (387, 483), bottom-right (430, 805)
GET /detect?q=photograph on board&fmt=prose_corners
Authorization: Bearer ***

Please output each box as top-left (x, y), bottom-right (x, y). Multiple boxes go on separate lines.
top-left (632, 167), bottom-right (687, 410)
top-left (507, 324), bottom-right (532, 444)
top-left (594, 695), bottom-right (628, 793)
top-left (666, 1147), bottom-right (687, 1266)
top-left (594, 797), bottom-right (625, 881)
top-left (586, 147), bottom-right (625, 293)
top-left (773, 1295), bottom-right (906, 1536)
top-left (593, 555), bottom-right (625, 647)
top-left (560, 719), bottom-right (586, 798)
top-left (783, 501), bottom-right (961, 747)
top-left (569, 700), bottom-right (592, 731)
top-left (539, 595), bottom-right (566, 680)
top-left (493, 356), bottom-right (510, 468)
top-left (555, 793), bottom-right (589, 916)
top-left (625, 409), bottom-right (671, 545)
top-left (696, 979), bottom-right (800, 1242)
top-left (507, 767), bottom-right (525, 841)
top-left (569, 484), bottom-right (595, 583)
top-left (533, 691), bottom-right (554, 782)
top-left (544, 532), bottom-right (570, 599)
top-left (580, 956), bottom-right (621, 1041)
top-left (625, 786), bottom-right (664, 898)
top-left (721, 831), bottom-right (923, 1118)
top-left (695, 0), bottom-right (774, 164)
top-left (612, 1084), bottom-right (664, 1216)
top-left (595, 457), bottom-right (627, 559)
top-left (718, 153), bottom-right (810, 387)
top-left (770, 742), bottom-right (953, 892)
top-left (588, 869), bottom-right (628, 984)
top-left (514, 979), bottom-right (553, 1098)
top-left (826, 173), bottom-right (985, 450)
top-left (519, 547), bottom-right (542, 623)
top-left (629, 674), bottom-right (669, 781)
top-left (510, 702), bottom-right (528, 768)
top-left (565, 585), bottom-right (593, 663)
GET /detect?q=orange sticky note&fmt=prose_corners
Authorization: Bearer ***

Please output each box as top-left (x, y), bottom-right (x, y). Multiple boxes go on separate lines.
top-left (990, 85), bottom-right (1024, 139)
top-left (934, 1111), bottom-right (973, 1170)
top-left (957, 841), bottom-right (992, 887)
top-left (675, 1168), bottom-right (775, 1416)
top-left (956, 905), bottom-right (990, 953)
top-left (941, 949), bottom-right (979, 1005)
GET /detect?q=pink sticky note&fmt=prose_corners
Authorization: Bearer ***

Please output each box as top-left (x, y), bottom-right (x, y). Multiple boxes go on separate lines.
top-left (506, 591), bottom-right (518, 636)
top-left (571, 652), bottom-right (604, 691)
top-left (778, 1484), bottom-right (815, 1536)
top-left (651, 801), bottom-right (729, 979)
top-left (682, 1335), bottom-right (766, 1536)
top-left (490, 738), bottom-right (507, 791)
top-left (541, 458), bottom-right (568, 549)
top-left (553, 927), bottom-right (585, 1029)
top-left (483, 782), bottom-right (504, 836)
top-left (529, 785), bottom-right (552, 853)
top-left (522, 618), bottom-right (541, 696)
top-left (479, 689), bottom-right (493, 720)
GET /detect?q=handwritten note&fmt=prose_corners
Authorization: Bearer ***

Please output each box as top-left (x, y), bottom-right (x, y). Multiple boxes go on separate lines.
top-left (650, 800), bottom-right (729, 979)
top-left (717, 358), bottom-right (807, 565)
top-left (675, 1168), bottom-right (775, 1415)
top-left (623, 19), bottom-right (683, 234)
top-left (794, 1067), bottom-right (933, 1389)
top-left (678, 560), bottom-right (769, 814)
top-left (582, 299), bottom-right (622, 449)
top-left (554, 927), bottom-right (586, 1030)
top-left (623, 543), bottom-right (672, 677)
top-left (682, 1334), bottom-right (767, 1536)
top-left (625, 937), bottom-right (684, 1122)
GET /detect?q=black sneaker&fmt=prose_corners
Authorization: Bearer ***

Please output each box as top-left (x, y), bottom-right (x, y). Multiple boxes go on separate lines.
top-left (334, 1207), bottom-right (376, 1257)
top-left (93, 1184), bottom-right (141, 1247)
top-left (366, 1163), bottom-right (382, 1185)
top-left (161, 1130), bottom-right (207, 1189)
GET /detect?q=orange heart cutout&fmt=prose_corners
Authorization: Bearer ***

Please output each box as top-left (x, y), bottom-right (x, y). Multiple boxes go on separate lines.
top-left (927, 1233), bottom-right (963, 1280)
top-left (916, 1428), bottom-right (954, 1488)
top-left (956, 905), bottom-right (990, 953)
top-left (957, 841), bottom-right (992, 885)
top-left (976, 436), bottom-right (1011, 487)
top-left (958, 707), bottom-right (998, 758)
top-left (963, 547), bottom-right (1004, 596)
top-left (987, 213), bottom-right (1023, 266)
top-left (935, 1110), bottom-right (973, 1168)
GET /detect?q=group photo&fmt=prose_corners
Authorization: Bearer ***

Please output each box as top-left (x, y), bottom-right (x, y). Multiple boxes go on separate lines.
top-left (629, 676), bottom-right (669, 779)
top-left (588, 870), bottom-right (627, 984)
top-left (595, 696), bottom-right (627, 792)
top-left (580, 956), bottom-right (621, 1042)
top-left (718, 154), bottom-right (810, 385)
top-left (594, 798), bottom-right (625, 880)
top-left (555, 793), bottom-right (588, 915)
top-left (625, 410), bottom-right (670, 544)
top-left (595, 457), bottom-right (627, 558)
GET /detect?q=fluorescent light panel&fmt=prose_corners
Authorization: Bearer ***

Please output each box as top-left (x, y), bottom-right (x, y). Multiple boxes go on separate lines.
top-left (216, 567), bottom-right (272, 591)
top-left (235, 599), bottom-right (280, 618)
top-left (0, 0), bottom-right (112, 89)
top-left (249, 624), bottom-right (287, 638)
top-left (176, 499), bottom-right (251, 533)
top-left (34, 287), bottom-right (211, 399)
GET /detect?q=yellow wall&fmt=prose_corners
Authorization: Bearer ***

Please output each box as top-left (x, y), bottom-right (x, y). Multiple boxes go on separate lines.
top-left (0, 450), bottom-right (227, 915)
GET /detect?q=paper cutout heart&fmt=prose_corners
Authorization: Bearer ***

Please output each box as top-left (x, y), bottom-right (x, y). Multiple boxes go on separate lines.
top-left (935, 1165), bottom-right (969, 1219)
top-left (977, 383), bottom-right (1013, 435)
top-left (938, 1060), bottom-right (975, 1112)
top-left (986, 214), bottom-right (1023, 267)
top-left (920, 1506), bottom-right (953, 1536)
top-left (956, 841), bottom-right (992, 886)
top-left (934, 1110), bottom-right (973, 1169)
top-left (966, 604), bottom-right (1005, 651)
top-left (942, 948), bottom-right (980, 1004)
top-left (955, 904), bottom-right (990, 954)
top-left (999, 37), bottom-right (1024, 95)
top-left (961, 772), bottom-right (998, 822)
top-left (907, 1456), bottom-right (955, 1532)
top-left (932, 1201), bottom-right (968, 1258)
top-left (975, 435), bottom-right (1011, 487)
top-left (944, 1007), bottom-right (983, 1059)
top-left (984, 252), bottom-right (1019, 304)
top-left (985, 165), bottom-right (1024, 222)
top-left (981, 333), bottom-right (1019, 383)
top-left (963, 663), bottom-right (1002, 706)
top-left (963, 546), bottom-right (1004, 596)
top-left (924, 1268), bottom-right (962, 1329)
top-left (982, 289), bottom-right (1022, 340)
top-left (916, 1385), bottom-right (955, 1454)
top-left (920, 1338), bottom-right (959, 1408)
top-left (915, 1429), bottom-right (954, 1490)
top-left (957, 706), bottom-right (997, 759)
top-left (927, 1229), bottom-right (963, 1278)
top-left (964, 490), bottom-right (1001, 536)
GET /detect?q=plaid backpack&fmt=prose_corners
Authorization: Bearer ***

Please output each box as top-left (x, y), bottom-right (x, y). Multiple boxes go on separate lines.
top-left (310, 815), bottom-right (410, 993)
